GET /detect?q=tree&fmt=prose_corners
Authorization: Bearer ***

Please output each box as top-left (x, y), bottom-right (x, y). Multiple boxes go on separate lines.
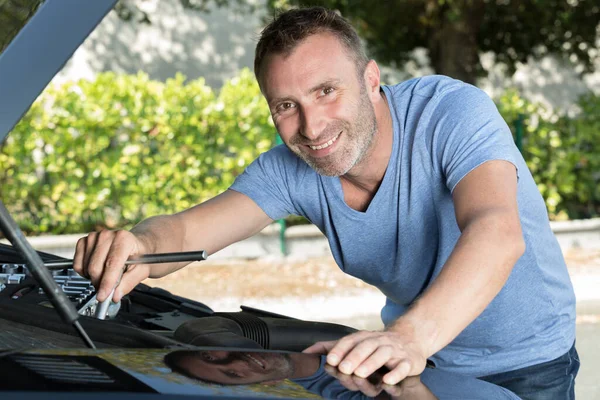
top-left (0, 0), bottom-right (44, 54)
top-left (263, 0), bottom-right (599, 84)
top-left (7, 0), bottom-right (593, 85)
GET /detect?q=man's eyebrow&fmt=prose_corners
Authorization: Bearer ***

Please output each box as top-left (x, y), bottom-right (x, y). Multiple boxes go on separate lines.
top-left (307, 79), bottom-right (341, 95)
top-left (268, 79), bottom-right (342, 107)
top-left (268, 96), bottom-right (293, 107)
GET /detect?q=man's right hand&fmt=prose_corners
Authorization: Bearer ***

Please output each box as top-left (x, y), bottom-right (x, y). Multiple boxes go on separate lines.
top-left (72, 190), bottom-right (273, 304)
top-left (73, 230), bottom-right (152, 303)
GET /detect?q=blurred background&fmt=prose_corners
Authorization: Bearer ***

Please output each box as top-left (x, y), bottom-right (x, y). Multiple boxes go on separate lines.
top-left (1, 0), bottom-right (599, 398)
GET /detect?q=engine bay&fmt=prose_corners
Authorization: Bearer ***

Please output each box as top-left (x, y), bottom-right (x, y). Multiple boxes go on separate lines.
top-left (0, 243), bottom-right (355, 352)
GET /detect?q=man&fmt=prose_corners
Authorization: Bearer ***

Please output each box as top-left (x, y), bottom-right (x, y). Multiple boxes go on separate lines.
top-left (73, 7), bottom-right (578, 399)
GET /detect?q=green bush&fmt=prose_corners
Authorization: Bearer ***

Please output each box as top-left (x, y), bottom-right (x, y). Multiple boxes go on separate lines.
top-left (497, 89), bottom-right (600, 220)
top-left (0, 69), bottom-right (274, 234)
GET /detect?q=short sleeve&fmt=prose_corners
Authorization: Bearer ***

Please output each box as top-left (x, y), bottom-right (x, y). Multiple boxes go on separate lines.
top-left (229, 145), bottom-right (300, 220)
top-left (425, 85), bottom-right (520, 192)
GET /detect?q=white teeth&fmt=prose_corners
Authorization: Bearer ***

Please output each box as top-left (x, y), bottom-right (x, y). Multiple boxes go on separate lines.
top-left (309, 132), bottom-right (340, 150)
top-left (247, 355), bottom-right (264, 368)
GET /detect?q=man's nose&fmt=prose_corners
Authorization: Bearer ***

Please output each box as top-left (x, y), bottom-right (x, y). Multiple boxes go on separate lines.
top-left (300, 105), bottom-right (326, 140)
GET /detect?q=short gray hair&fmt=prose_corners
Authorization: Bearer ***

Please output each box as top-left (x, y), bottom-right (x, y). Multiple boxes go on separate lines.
top-left (254, 7), bottom-right (369, 84)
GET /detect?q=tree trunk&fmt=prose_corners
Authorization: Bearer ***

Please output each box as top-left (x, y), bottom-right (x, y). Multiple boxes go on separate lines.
top-left (427, 1), bottom-right (485, 85)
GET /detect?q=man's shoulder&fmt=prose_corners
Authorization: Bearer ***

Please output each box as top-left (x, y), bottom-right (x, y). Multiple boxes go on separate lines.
top-left (385, 75), bottom-right (482, 102)
top-left (263, 143), bottom-right (295, 157)
top-left (383, 75), bottom-right (495, 127)
top-left (259, 144), bottom-right (303, 166)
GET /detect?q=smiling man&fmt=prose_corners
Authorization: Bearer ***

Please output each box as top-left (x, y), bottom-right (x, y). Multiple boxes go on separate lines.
top-left (74, 7), bottom-right (578, 400)
top-left (163, 350), bottom-right (316, 385)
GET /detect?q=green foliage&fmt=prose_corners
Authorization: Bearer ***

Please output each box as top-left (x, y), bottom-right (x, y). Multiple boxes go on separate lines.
top-left (265, 0), bottom-right (600, 83)
top-left (497, 90), bottom-right (600, 220)
top-left (0, 0), bottom-right (45, 54)
top-left (565, 93), bottom-right (600, 218)
top-left (0, 69), bottom-right (274, 234)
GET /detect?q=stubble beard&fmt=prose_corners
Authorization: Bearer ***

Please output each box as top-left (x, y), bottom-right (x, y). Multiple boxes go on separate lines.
top-left (260, 353), bottom-right (295, 382)
top-left (289, 87), bottom-right (377, 177)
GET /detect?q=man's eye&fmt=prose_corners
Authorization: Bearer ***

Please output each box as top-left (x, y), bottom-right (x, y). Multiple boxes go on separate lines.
top-left (322, 87), bottom-right (335, 96)
top-left (276, 102), bottom-right (295, 112)
top-left (200, 352), bottom-right (216, 361)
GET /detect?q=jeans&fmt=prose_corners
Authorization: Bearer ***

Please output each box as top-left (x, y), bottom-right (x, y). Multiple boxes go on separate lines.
top-left (479, 342), bottom-right (580, 400)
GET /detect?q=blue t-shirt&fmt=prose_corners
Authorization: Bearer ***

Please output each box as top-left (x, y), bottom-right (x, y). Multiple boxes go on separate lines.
top-left (230, 75), bottom-right (576, 376)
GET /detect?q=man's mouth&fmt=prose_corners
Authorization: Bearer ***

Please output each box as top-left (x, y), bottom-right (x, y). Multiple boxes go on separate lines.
top-left (245, 354), bottom-right (265, 369)
top-left (308, 132), bottom-right (341, 150)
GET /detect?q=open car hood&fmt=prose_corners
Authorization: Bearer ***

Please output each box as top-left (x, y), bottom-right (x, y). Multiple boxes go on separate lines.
top-left (0, 0), bottom-right (117, 142)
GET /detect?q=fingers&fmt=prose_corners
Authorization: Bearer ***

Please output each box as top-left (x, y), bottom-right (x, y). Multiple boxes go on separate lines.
top-left (381, 383), bottom-right (404, 397)
top-left (96, 231), bottom-right (137, 301)
top-left (87, 232), bottom-right (115, 288)
top-left (352, 374), bottom-right (383, 397)
top-left (324, 364), bottom-right (383, 397)
top-left (323, 365), bottom-right (361, 392)
top-left (72, 229), bottom-right (145, 303)
top-left (82, 232), bottom-right (99, 277)
top-left (303, 340), bottom-right (336, 355)
top-left (325, 331), bottom-right (373, 368)
top-left (317, 330), bottom-right (427, 388)
top-left (72, 236), bottom-right (87, 277)
top-left (341, 337), bottom-right (397, 377)
top-left (73, 233), bottom-right (99, 279)
top-left (383, 360), bottom-right (412, 385)
top-left (113, 264), bottom-right (149, 303)
top-left (385, 376), bottom-right (436, 400)
top-left (354, 346), bottom-right (393, 378)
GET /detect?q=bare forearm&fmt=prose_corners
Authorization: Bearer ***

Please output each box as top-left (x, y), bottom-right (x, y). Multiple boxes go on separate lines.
top-left (129, 214), bottom-right (189, 277)
top-left (130, 190), bottom-right (272, 278)
top-left (388, 213), bottom-right (525, 357)
top-left (75, 190), bottom-right (272, 302)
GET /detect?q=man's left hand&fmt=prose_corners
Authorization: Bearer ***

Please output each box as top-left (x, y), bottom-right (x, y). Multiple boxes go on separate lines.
top-left (303, 330), bottom-right (428, 385)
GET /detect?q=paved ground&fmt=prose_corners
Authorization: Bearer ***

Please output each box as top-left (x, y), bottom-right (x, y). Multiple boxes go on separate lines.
top-left (145, 248), bottom-right (600, 399)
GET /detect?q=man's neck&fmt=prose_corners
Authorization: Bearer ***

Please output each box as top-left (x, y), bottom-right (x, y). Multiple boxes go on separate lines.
top-left (341, 90), bottom-right (393, 196)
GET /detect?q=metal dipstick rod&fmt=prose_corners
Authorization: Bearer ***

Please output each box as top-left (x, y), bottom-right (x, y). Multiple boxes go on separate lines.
top-left (44, 250), bottom-right (208, 270)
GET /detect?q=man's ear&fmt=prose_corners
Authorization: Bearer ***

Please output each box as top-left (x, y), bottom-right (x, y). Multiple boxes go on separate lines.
top-left (363, 60), bottom-right (381, 101)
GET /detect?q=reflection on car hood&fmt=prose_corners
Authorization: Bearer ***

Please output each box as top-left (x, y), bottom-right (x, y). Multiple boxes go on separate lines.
top-left (0, 348), bottom-right (520, 399)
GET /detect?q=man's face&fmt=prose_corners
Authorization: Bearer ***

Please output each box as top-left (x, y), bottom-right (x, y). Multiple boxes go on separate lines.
top-left (260, 32), bottom-right (377, 177)
top-left (178, 350), bottom-right (295, 385)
